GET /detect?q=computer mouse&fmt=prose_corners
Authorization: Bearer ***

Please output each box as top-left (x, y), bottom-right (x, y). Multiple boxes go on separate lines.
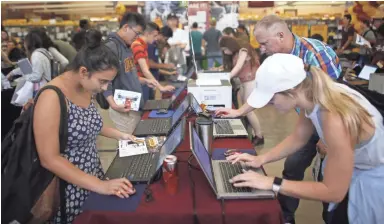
top-left (156, 109), bottom-right (168, 114)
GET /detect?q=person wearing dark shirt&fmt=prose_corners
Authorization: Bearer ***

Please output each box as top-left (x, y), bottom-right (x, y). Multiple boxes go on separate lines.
top-left (103, 12), bottom-right (150, 134)
top-left (203, 20), bottom-right (223, 68)
top-left (8, 38), bottom-right (25, 62)
top-left (190, 22), bottom-right (203, 70)
top-left (337, 14), bottom-right (355, 54)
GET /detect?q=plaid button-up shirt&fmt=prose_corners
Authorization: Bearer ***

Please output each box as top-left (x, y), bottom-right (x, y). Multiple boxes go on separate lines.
top-left (290, 34), bottom-right (341, 79)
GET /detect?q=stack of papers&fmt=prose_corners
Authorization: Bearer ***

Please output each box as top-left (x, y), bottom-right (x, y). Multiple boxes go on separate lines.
top-left (119, 138), bottom-right (148, 157)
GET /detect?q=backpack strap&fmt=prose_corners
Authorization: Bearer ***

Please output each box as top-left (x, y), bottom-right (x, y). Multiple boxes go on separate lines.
top-left (103, 37), bottom-right (123, 95)
top-left (33, 85), bottom-right (68, 224)
top-left (35, 49), bottom-right (54, 81)
top-left (34, 85), bottom-right (68, 152)
top-left (104, 37), bottom-right (122, 63)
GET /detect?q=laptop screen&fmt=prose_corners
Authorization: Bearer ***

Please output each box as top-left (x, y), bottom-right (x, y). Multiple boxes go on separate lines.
top-left (171, 95), bottom-right (189, 126)
top-left (190, 94), bottom-right (203, 114)
top-left (185, 65), bottom-right (195, 79)
top-left (358, 65), bottom-right (377, 80)
top-left (171, 84), bottom-right (186, 102)
top-left (191, 127), bottom-right (214, 186)
top-left (157, 119), bottom-right (184, 170)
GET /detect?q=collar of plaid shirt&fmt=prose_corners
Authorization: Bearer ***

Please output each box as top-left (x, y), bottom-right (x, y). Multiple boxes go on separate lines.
top-left (290, 34), bottom-right (302, 57)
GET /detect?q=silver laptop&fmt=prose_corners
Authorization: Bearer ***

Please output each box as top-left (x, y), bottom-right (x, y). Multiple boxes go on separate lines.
top-left (189, 93), bottom-right (248, 138)
top-left (189, 122), bottom-right (275, 200)
top-left (358, 65), bottom-right (377, 81)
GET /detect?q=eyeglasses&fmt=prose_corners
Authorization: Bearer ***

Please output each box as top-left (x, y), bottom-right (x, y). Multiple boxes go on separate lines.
top-left (129, 26), bottom-right (143, 38)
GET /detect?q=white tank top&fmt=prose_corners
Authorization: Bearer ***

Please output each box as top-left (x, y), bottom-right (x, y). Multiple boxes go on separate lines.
top-left (305, 83), bottom-right (384, 169)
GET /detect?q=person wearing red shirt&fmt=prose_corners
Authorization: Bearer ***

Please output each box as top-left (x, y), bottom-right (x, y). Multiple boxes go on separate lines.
top-left (132, 22), bottom-right (174, 102)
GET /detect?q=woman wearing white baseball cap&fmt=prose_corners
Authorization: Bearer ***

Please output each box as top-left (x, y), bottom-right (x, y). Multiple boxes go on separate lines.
top-left (216, 53), bottom-right (384, 224)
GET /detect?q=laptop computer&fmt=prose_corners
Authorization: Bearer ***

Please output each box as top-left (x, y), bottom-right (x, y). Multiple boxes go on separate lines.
top-left (133, 93), bottom-right (190, 137)
top-left (143, 82), bottom-right (187, 111)
top-left (358, 65), bottom-right (377, 81)
top-left (189, 122), bottom-right (275, 199)
top-left (189, 93), bottom-right (248, 138)
top-left (104, 118), bottom-right (186, 183)
top-left (171, 65), bottom-right (196, 88)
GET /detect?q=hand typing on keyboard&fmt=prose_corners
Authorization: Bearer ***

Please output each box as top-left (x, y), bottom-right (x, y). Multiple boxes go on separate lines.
top-left (226, 153), bottom-right (266, 168)
top-left (229, 169), bottom-right (274, 191)
top-left (214, 108), bottom-right (240, 118)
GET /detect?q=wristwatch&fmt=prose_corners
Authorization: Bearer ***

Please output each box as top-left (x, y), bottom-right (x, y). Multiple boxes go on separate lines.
top-left (272, 177), bottom-right (283, 193)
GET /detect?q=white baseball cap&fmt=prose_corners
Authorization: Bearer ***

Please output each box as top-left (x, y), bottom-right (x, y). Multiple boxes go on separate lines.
top-left (247, 53), bottom-right (307, 108)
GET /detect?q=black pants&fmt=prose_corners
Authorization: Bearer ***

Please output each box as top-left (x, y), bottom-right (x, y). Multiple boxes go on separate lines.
top-left (329, 193), bottom-right (349, 224)
top-left (278, 133), bottom-right (328, 223)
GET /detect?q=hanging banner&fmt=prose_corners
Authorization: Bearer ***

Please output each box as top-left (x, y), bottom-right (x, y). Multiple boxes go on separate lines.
top-left (144, 2), bottom-right (188, 27)
top-left (187, 1), bottom-right (210, 31)
top-left (211, 1), bottom-right (240, 31)
top-left (310, 24), bottom-right (328, 42)
top-left (292, 25), bottom-right (309, 37)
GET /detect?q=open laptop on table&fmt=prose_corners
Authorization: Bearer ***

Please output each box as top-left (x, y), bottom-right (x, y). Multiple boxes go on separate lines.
top-left (133, 93), bottom-right (190, 137)
top-left (189, 93), bottom-right (248, 138)
top-left (189, 122), bottom-right (275, 199)
top-left (104, 118), bottom-right (186, 183)
top-left (357, 65), bottom-right (377, 81)
top-left (171, 65), bottom-right (195, 88)
top-left (143, 81), bottom-right (187, 111)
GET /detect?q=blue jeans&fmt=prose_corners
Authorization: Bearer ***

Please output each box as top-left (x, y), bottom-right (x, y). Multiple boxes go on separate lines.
top-left (278, 133), bottom-right (323, 223)
top-left (207, 52), bottom-right (223, 68)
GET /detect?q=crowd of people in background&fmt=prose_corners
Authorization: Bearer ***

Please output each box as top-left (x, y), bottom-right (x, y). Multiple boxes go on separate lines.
top-left (1, 11), bottom-right (384, 224)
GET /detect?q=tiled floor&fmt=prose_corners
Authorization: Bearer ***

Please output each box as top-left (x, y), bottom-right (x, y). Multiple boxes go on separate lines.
top-left (96, 91), bottom-right (324, 224)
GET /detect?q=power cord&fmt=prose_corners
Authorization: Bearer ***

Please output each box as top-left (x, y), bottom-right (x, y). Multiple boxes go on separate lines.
top-left (144, 178), bottom-right (154, 203)
top-left (221, 199), bottom-right (227, 224)
top-left (187, 154), bottom-right (200, 224)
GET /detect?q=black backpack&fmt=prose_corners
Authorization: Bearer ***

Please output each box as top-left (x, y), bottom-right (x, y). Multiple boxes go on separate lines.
top-left (95, 37), bottom-right (122, 109)
top-left (37, 49), bottom-right (62, 79)
top-left (2, 86), bottom-right (68, 224)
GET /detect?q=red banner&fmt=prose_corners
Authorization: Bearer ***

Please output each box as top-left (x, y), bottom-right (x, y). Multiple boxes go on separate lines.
top-left (188, 1), bottom-right (210, 30)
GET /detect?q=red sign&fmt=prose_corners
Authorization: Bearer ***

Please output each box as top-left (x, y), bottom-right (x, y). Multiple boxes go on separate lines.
top-left (188, 1), bottom-right (210, 30)
top-left (248, 1), bottom-right (274, 8)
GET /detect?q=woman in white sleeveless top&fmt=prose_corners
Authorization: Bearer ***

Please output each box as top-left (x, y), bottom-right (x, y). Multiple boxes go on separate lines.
top-left (216, 53), bottom-right (384, 224)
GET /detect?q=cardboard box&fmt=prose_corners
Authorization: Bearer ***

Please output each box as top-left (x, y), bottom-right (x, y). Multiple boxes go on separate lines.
top-left (188, 79), bottom-right (232, 108)
top-left (369, 73), bottom-right (384, 94)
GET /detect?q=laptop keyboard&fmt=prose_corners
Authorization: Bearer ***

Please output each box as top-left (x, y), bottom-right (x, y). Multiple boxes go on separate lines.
top-left (121, 153), bottom-right (156, 181)
top-left (147, 100), bottom-right (169, 109)
top-left (219, 162), bottom-right (252, 193)
top-left (150, 119), bottom-right (170, 133)
top-left (214, 120), bottom-right (234, 135)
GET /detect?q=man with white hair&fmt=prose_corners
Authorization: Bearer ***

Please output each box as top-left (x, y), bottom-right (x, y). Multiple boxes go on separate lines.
top-left (216, 15), bottom-right (342, 224)
top-left (254, 15), bottom-right (342, 224)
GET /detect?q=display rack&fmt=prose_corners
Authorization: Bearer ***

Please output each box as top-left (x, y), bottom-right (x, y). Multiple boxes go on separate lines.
top-left (239, 17), bottom-right (342, 48)
top-left (3, 20), bottom-right (120, 43)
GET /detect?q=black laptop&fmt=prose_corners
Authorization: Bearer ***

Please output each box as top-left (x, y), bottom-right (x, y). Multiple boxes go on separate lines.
top-left (133, 93), bottom-right (190, 137)
top-left (143, 82), bottom-right (187, 111)
top-left (104, 118), bottom-right (186, 183)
